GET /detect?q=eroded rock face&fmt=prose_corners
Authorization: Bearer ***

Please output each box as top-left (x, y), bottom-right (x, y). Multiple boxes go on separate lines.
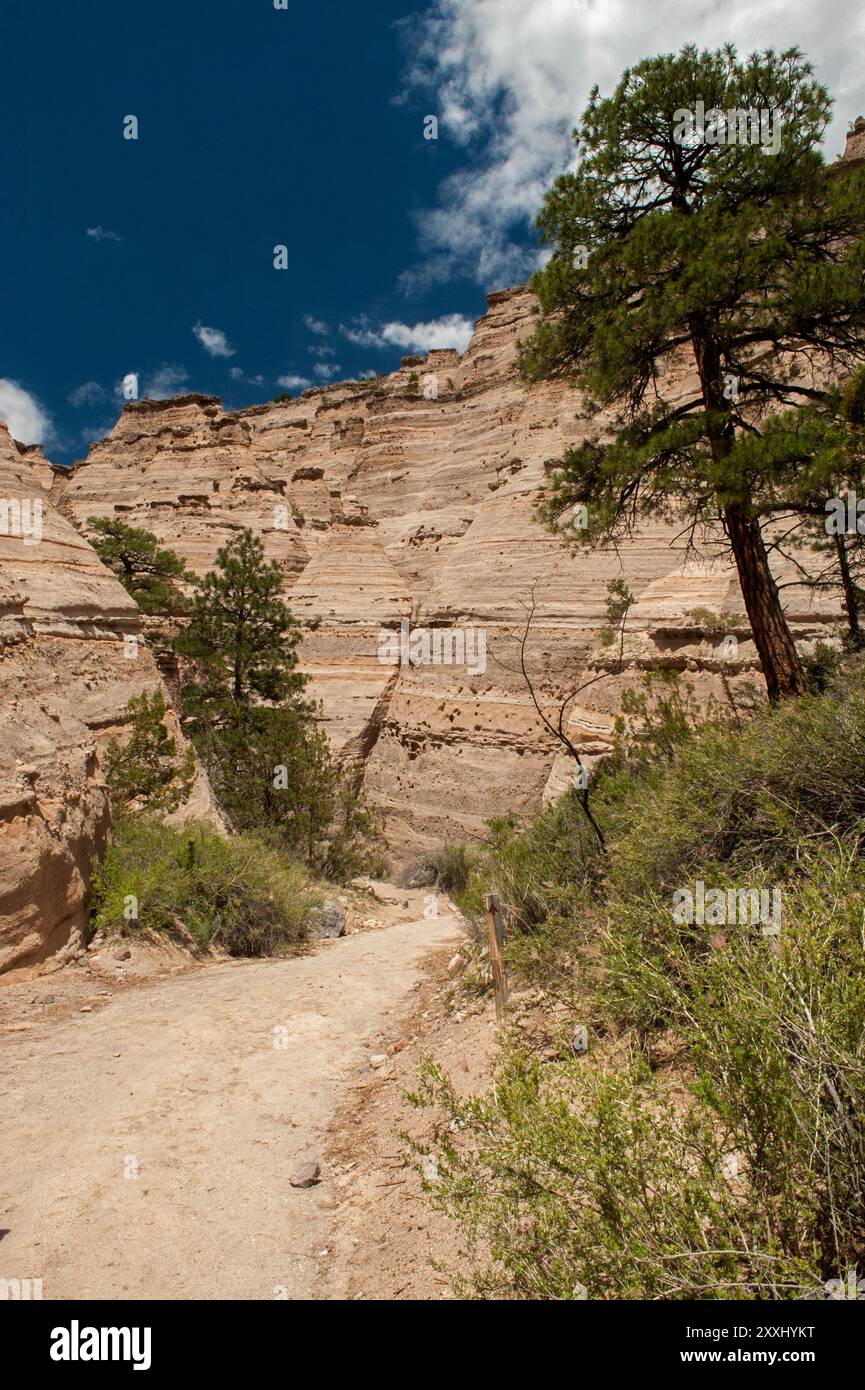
top-left (51, 287), bottom-right (843, 864)
top-left (0, 423), bottom-right (215, 973)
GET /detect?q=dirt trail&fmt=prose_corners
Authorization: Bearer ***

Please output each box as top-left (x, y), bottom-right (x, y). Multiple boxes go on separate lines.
top-left (0, 897), bottom-right (462, 1300)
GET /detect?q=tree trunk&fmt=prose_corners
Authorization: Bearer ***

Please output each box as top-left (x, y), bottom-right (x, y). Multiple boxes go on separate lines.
top-left (689, 316), bottom-right (806, 702)
top-left (724, 505), bottom-right (807, 701)
top-left (833, 532), bottom-right (864, 649)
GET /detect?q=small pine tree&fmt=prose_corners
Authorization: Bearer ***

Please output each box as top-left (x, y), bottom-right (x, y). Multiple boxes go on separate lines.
top-left (173, 528), bottom-right (306, 717)
top-left (103, 690), bottom-right (195, 813)
top-left (196, 705), bottom-right (334, 864)
top-left (194, 699), bottom-right (383, 874)
top-left (89, 518), bottom-right (193, 615)
top-left (173, 529), bottom-right (383, 876)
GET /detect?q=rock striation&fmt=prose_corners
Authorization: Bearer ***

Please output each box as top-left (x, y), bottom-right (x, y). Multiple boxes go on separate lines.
top-left (50, 288), bottom-right (843, 864)
top-left (0, 424), bottom-right (215, 973)
top-left (6, 135), bottom-right (861, 966)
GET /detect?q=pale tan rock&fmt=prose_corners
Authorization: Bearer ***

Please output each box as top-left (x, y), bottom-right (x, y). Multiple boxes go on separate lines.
top-left (46, 287), bottom-right (845, 867)
top-left (836, 117), bottom-right (865, 170)
top-left (15, 442), bottom-right (57, 493)
top-left (0, 421), bottom-right (217, 974)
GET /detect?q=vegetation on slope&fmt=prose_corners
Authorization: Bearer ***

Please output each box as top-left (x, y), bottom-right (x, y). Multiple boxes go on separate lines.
top-left (88, 517), bottom-right (194, 615)
top-left (91, 817), bottom-right (319, 958)
top-left (90, 526), bottom-right (383, 957)
top-left (414, 662), bottom-right (865, 1299)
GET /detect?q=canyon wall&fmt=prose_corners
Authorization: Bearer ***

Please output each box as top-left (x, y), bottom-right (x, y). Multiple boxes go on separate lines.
top-left (3, 127), bottom-right (859, 966)
top-left (0, 424), bottom-right (215, 973)
top-left (51, 287), bottom-right (842, 863)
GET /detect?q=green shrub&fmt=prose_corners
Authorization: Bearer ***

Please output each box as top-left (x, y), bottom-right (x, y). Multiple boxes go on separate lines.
top-left (418, 838), bottom-right (865, 1299)
top-left (451, 803), bottom-right (601, 976)
top-left (412, 1052), bottom-right (822, 1300)
top-left (103, 690), bottom-right (195, 814)
top-left (413, 659), bottom-right (865, 1298)
top-left (801, 639), bottom-right (843, 691)
top-left (196, 707), bottom-right (386, 881)
top-left (603, 662), bottom-right (865, 902)
top-left (90, 817), bottom-right (320, 957)
top-left (319, 781), bottom-right (388, 883)
top-left (461, 663), bottom-right (865, 968)
top-left (403, 843), bottom-right (475, 896)
top-left (686, 606), bottom-right (746, 631)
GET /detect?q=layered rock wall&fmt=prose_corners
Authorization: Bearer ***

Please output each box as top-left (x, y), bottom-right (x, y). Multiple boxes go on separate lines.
top-left (0, 423), bottom-right (214, 973)
top-left (52, 288), bottom-right (842, 862)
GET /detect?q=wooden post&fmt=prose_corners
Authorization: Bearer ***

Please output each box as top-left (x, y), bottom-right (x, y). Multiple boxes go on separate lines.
top-left (485, 892), bottom-right (508, 1021)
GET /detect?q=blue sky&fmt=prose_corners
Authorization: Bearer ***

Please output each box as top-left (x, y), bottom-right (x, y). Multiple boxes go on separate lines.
top-left (0, 0), bottom-right (490, 463)
top-left (1, 0), bottom-right (863, 464)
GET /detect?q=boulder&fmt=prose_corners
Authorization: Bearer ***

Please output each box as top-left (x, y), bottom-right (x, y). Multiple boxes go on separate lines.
top-left (307, 903), bottom-right (346, 939)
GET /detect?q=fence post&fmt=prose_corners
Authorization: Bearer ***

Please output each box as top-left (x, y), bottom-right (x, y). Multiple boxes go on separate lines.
top-left (484, 892), bottom-right (508, 1021)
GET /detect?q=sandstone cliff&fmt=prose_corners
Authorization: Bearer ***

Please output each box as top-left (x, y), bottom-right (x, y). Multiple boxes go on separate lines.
top-left (0, 424), bottom-right (215, 973)
top-left (52, 288), bottom-right (842, 863)
top-left (3, 129), bottom-right (860, 974)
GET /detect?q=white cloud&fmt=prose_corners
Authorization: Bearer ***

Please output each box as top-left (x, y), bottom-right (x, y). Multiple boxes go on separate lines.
top-left (86, 225), bottom-right (122, 243)
top-left (0, 379), bottom-right (53, 444)
top-left (275, 373), bottom-right (312, 390)
top-left (313, 362), bottom-right (342, 380)
top-left (401, 0), bottom-right (865, 287)
top-left (192, 322), bottom-right (235, 358)
top-left (309, 344), bottom-right (336, 358)
top-left (142, 364), bottom-right (189, 398)
top-left (81, 420), bottom-right (116, 444)
top-left (340, 313), bottom-right (474, 354)
top-left (68, 380), bottom-right (106, 407)
top-left (228, 367), bottom-right (265, 386)
top-left (303, 315), bottom-right (329, 336)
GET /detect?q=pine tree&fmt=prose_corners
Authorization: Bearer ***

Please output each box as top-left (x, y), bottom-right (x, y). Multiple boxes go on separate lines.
top-left (521, 45), bottom-right (865, 701)
top-left (174, 528), bottom-right (306, 716)
top-left (89, 517), bottom-right (193, 615)
top-left (735, 366), bottom-right (865, 649)
top-left (103, 690), bottom-right (195, 813)
top-left (173, 529), bottom-right (381, 876)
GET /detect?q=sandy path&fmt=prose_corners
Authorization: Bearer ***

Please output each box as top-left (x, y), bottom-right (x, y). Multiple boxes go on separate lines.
top-left (0, 905), bottom-right (462, 1300)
